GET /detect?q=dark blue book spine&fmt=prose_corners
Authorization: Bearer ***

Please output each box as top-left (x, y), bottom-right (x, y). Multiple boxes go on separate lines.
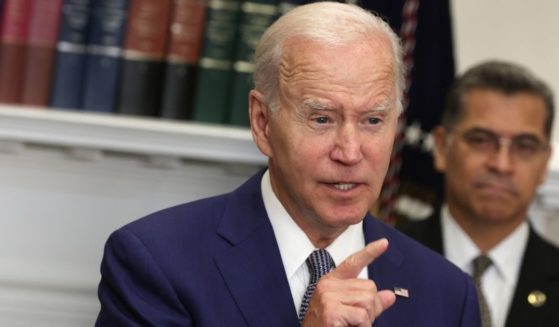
top-left (50, 0), bottom-right (92, 109)
top-left (81, 0), bottom-right (129, 113)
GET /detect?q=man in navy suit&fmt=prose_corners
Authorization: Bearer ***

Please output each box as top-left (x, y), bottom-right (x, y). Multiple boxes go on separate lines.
top-left (96, 2), bottom-right (481, 326)
top-left (398, 61), bottom-right (559, 327)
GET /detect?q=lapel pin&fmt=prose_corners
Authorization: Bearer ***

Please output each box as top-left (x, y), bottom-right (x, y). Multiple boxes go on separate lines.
top-left (527, 290), bottom-right (546, 307)
top-left (394, 287), bottom-right (409, 298)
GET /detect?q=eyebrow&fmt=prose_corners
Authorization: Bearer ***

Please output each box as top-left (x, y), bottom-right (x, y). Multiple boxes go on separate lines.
top-left (301, 97), bottom-right (393, 113)
top-left (302, 99), bottom-right (331, 112)
top-left (370, 97), bottom-right (392, 112)
top-left (464, 127), bottom-right (545, 141)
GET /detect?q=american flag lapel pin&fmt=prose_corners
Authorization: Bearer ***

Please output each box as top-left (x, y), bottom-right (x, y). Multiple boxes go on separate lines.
top-left (394, 287), bottom-right (409, 298)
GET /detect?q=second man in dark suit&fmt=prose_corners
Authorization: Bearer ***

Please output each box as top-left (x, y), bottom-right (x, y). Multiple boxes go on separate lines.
top-left (398, 60), bottom-right (559, 327)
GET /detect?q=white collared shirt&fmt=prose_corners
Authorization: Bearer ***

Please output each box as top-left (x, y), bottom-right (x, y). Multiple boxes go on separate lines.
top-left (441, 205), bottom-right (528, 327)
top-left (261, 170), bottom-right (367, 312)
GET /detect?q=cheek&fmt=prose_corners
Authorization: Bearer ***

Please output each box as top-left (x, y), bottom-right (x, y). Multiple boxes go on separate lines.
top-left (295, 137), bottom-right (333, 168)
top-left (365, 139), bottom-right (394, 167)
top-left (274, 132), bottom-right (326, 173)
top-left (447, 147), bottom-right (481, 173)
top-left (444, 155), bottom-right (479, 189)
top-left (517, 170), bottom-right (546, 197)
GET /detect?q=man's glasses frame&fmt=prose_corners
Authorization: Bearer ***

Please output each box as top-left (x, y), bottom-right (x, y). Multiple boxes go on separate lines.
top-left (453, 127), bottom-right (549, 161)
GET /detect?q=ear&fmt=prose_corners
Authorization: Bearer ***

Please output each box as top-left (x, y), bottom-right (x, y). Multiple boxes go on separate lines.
top-left (538, 146), bottom-right (553, 185)
top-left (432, 126), bottom-right (449, 173)
top-left (249, 90), bottom-right (273, 158)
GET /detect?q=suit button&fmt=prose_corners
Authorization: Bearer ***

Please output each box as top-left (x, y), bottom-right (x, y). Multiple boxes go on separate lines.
top-left (527, 290), bottom-right (546, 307)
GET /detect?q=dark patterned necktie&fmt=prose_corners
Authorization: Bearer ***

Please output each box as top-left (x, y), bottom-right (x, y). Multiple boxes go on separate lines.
top-left (472, 255), bottom-right (493, 327)
top-left (298, 249), bottom-right (335, 323)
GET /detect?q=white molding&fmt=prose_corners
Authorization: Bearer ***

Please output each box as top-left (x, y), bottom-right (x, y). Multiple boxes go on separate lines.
top-left (0, 105), bottom-right (267, 165)
top-left (0, 280), bottom-right (98, 327)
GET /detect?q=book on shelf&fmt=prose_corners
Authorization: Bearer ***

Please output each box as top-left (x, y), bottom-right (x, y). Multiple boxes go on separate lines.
top-left (49, 0), bottom-right (93, 109)
top-left (191, 0), bottom-right (242, 124)
top-left (228, 0), bottom-right (278, 127)
top-left (0, 0), bottom-right (32, 103)
top-left (81, 0), bottom-right (129, 113)
top-left (20, 0), bottom-right (63, 106)
top-left (116, 0), bottom-right (172, 117)
top-left (160, 0), bottom-right (206, 120)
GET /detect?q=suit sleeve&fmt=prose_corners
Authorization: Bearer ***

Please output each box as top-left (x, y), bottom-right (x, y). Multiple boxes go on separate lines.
top-left (95, 228), bottom-right (192, 326)
top-left (460, 275), bottom-right (482, 327)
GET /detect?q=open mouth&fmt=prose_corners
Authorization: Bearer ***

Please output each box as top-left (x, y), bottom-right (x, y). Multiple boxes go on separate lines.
top-left (332, 183), bottom-right (357, 191)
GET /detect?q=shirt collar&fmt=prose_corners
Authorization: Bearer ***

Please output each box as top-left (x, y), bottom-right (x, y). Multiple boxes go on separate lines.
top-left (489, 221), bottom-right (528, 284)
top-left (261, 170), bottom-right (365, 280)
top-left (441, 205), bottom-right (528, 283)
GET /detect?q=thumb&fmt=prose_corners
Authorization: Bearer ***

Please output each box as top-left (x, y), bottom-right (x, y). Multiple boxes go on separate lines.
top-left (378, 289), bottom-right (397, 311)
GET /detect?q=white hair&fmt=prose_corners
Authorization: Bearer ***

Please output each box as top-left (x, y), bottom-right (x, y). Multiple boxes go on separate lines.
top-left (253, 1), bottom-right (404, 112)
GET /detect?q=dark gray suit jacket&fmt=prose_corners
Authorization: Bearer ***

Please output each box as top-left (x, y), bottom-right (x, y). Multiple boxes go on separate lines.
top-left (397, 211), bottom-right (559, 327)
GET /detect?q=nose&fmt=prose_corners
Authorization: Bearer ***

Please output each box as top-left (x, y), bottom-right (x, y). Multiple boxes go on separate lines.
top-left (330, 124), bottom-right (363, 165)
top-left (487, 138), bottom-right (514, 173)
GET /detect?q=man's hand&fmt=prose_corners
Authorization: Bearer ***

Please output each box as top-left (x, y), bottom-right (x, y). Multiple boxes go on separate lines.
top-left (301, 238), bottom-right (396, 327)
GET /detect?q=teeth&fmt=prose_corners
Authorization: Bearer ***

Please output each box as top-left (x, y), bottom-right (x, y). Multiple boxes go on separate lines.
top-left (334, 183), bottom-right (355, 191)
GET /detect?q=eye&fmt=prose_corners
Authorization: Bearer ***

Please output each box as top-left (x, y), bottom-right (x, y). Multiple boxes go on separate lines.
top-left (462, 131), bottom-right (496, 152)
top-left (367, 117), bottom-right (381, 125)
top-left (513, 138), bottom-right (542, 156)
top-left (467, 133), bottom-right (492, 145)
top-left (313, 116), bottom-right (330, 124)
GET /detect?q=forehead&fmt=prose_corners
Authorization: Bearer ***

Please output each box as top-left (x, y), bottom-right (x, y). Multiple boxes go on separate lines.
top-left (459, 89), bottom-right (548, 136)
top-left (282, 35), bottom-right (392, 72)
top-left (279, 36), bottom-right (396, 105)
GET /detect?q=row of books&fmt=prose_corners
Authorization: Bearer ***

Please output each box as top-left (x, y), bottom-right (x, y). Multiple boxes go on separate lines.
top-left (0, 0), bottom-right (291, 127)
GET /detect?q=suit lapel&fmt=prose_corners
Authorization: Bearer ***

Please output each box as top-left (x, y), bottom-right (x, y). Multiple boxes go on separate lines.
top-left (363, 214), bottom-right (404, 272)
top-left (214, 172), bottom-right (298, 327)
top-left (363, 215), bottom-right (408, 327)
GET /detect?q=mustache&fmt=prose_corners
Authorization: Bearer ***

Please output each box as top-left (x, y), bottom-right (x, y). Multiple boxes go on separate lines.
top-left (472, 173), bottom-right (519, 195)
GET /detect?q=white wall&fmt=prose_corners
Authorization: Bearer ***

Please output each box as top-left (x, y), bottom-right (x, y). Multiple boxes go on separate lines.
top-left (0, 107), bottom-right (265, 327)
top-left (0, 142), bottom-right (261, 326)
top-left (451, 0), bottom-right (559, 140)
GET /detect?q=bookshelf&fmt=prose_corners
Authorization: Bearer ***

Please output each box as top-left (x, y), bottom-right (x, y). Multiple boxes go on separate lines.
top-left (0, 104), bottom-right (265, 165)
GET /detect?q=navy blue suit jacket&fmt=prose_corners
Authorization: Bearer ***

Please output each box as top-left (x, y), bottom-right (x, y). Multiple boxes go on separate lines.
top-left (96, 171), bottom-right (481, 326)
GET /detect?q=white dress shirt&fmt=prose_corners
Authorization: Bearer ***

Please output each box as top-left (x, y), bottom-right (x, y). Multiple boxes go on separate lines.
top-left (441, 205), bottom-right (528, 327)
top-left (261, 170), bottom-right (368, 312)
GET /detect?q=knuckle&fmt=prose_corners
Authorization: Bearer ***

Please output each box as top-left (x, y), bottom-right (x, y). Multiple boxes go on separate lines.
top-left (365, 279), bottom-right (377, 292)
top-left (314, 278), bottom-right (331, 292)
top-left (356, 308), bottom-right (370, 322)
top-left (341, 254), bottom-right (357, 270)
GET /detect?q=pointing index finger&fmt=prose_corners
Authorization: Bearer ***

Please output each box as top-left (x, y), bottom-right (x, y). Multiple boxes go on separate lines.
top-left (330, 238), bottom-right (389, 279)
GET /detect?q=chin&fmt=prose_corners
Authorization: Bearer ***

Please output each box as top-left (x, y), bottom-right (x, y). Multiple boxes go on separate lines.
top-left (477, 206), bottom-right (518, 223)
top-left (324, 211), bottom-right (367, 227)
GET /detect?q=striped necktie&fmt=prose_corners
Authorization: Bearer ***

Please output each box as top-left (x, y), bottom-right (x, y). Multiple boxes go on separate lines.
top-left (472, 254), bottom-right (493, 327)
top-left (298, 249), bottom-right (335, 323)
